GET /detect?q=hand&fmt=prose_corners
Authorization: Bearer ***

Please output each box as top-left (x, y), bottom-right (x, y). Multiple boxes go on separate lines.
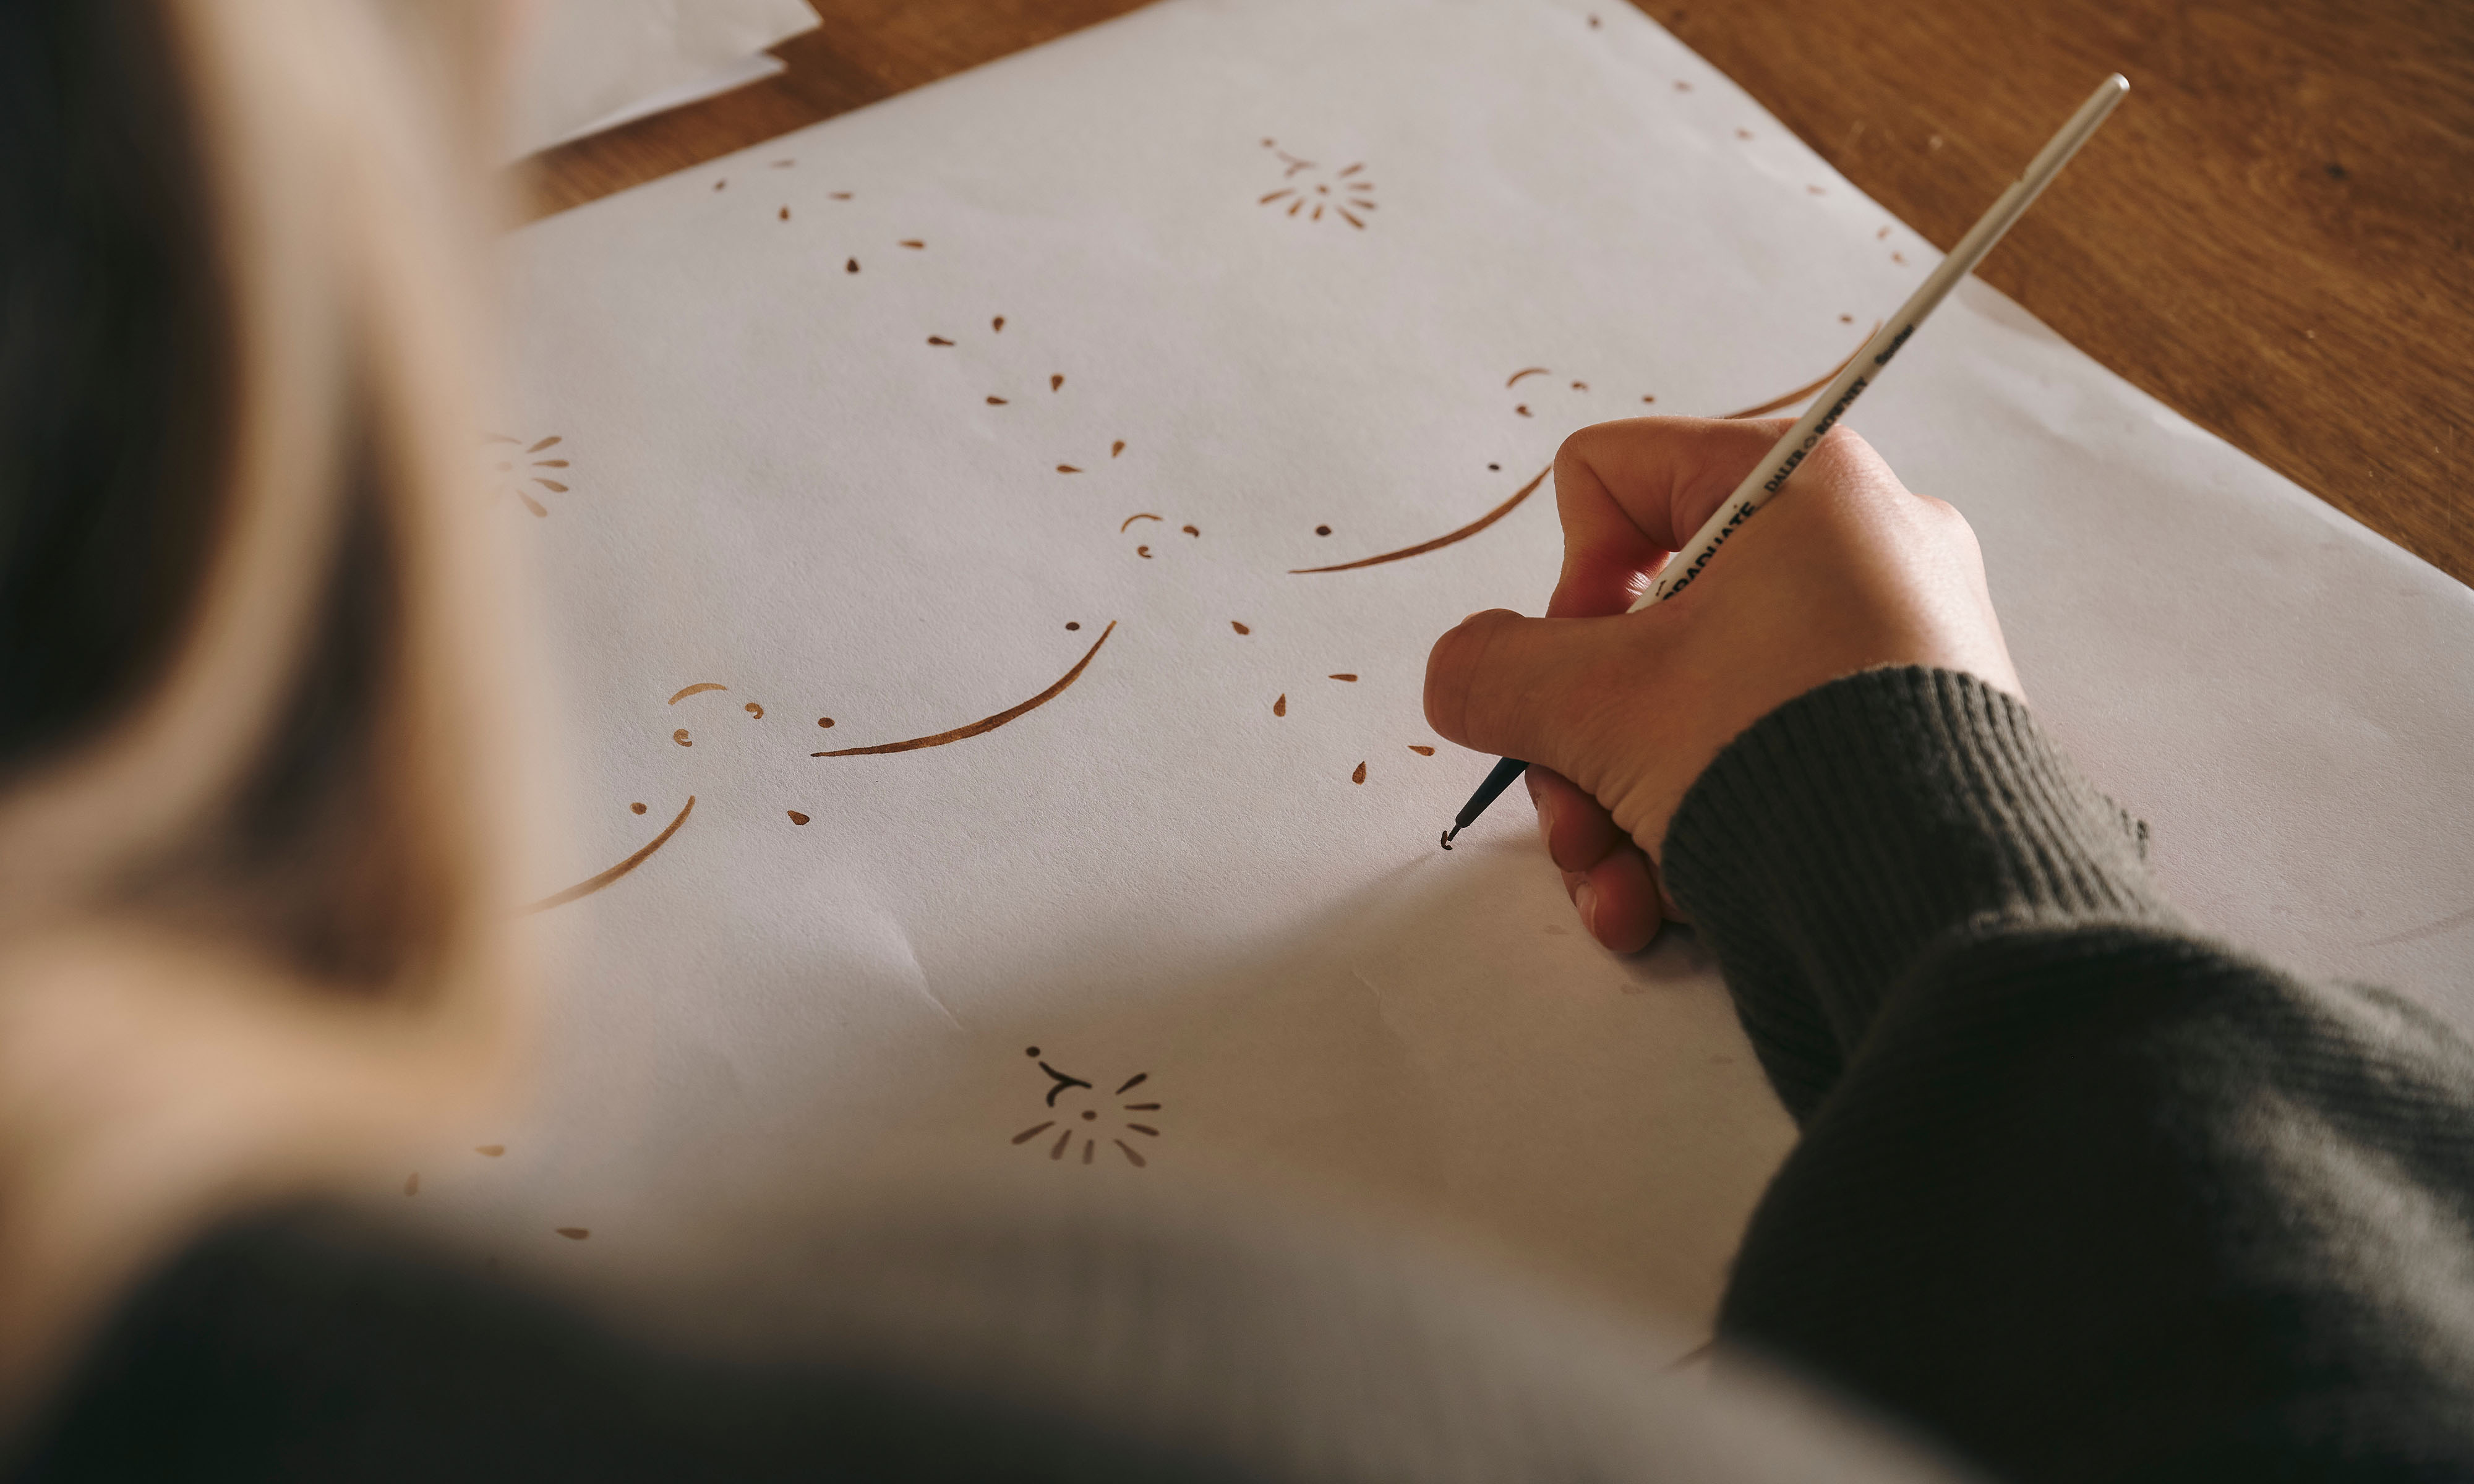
top-left (1424, 417), bottom-right (2021, 952)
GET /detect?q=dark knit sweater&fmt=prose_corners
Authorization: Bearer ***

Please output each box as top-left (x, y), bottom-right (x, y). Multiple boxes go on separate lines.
top-left (17, 668), bottom-right (2474, 1482)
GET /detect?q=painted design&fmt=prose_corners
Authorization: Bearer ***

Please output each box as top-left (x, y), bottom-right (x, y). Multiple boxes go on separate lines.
top-left (484, 433), bottom-right (571, 517)
top-left (1257, 140), bottom-right (1377, 228)
top-left (813, 622), bottom-right (1116, 757)
top-left (1011, 1046), bottom-right (1161, 1167)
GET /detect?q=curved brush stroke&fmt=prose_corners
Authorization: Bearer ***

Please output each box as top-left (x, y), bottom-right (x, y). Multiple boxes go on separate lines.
top-left (521, 796), bottom-right (695, 914)
top-left (1290, 466), bottom-right (1550, 574)
top-left (813, 623), bottom-right (1116, 757)
top-left (667, 682), bottom-right (727, 704)
top-left (1119, 512), bottom-right (1162, 532)
top-left (1718, 322), bottom-right (1878, 419)
top-left (1505, 366), bottom-right (1551, 386)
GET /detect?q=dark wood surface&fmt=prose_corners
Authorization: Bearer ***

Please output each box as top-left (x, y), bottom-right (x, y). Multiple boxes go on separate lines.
top-left (523, 0), bottom-right (2474, 586)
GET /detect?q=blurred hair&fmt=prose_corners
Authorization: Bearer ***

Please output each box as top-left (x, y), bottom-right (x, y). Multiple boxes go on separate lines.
top-left (0, 0), bottom-right (521, 1001)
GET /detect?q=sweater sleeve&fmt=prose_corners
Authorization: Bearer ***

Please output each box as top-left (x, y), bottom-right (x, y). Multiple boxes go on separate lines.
top-left (1663, 667), bottom-right (2474, 1482)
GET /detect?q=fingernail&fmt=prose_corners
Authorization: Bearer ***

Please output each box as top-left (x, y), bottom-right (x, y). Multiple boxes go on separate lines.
top-left (1573, 880), bottom-right (1600, 939)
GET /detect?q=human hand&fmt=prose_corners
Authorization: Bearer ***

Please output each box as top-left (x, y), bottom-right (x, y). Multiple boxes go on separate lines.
top-left (1424, 417), bottom-right (2021, 952)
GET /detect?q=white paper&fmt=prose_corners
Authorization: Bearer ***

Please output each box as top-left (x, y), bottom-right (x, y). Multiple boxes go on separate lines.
top-left (452, 0), bottom-right (2474, 1329)
top-left (507, 0), bottom-right (817, 160)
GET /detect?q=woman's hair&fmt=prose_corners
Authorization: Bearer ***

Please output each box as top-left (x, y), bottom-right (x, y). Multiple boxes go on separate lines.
top-left (0, 0), bottom-right (523, 1002)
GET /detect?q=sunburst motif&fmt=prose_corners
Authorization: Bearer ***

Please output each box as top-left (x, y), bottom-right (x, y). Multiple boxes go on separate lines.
top-left (1256, 139), bottom-right (1377, 229)
top-left (484, 433), bottom-right (572, 516)
top-left (1009, 1046), bottom-right (1161, 1167)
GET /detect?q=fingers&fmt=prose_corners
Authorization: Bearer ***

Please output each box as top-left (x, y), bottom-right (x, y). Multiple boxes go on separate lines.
top-left (1546, 417), bottom-right (1796, 618)
top-left (1529, 767), bottom-right (1662, 952)
top-left (1423, 607), bottom-right (1639, 781)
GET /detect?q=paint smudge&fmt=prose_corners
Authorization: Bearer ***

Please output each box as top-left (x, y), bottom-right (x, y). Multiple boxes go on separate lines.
top-left (1807, 184), bottom-right (1826, 195)
top-left (1290, 466), bottom-right (1549, 574)
top-left (1718, 324), bottom-right (1877, 419)
top-left (668, 682), bottom-right (727, 704)
top-left (814, 623), bottom-right (1116, 757)
top-left (1329, 673), bottom-right (1358, 681)
top-left (1891, 251), bottom-right (1907, 264)
top-left (714, 179), bottom-right (727, 190)
top-left (1231, 621), bottom-right (1251, 634)
top-left (521, 797), bottom-right (695, 914)
top-left (787, 811), bottom-right (810, 825)
top-left (630, 802), bottom-right (647, 815)
top-left (1121, 513), bottom-right (1162, 531)
top-left (743, 702), bottom-right (764, 719)
top-left (672, 729), bottom-right (691, 746)
top-left (1737, 127), bottom-right (1753, 140)
top-left (1273, 694), bottom-right (1286, 717)
top-left (1352, 762), bottom-right (1367, 784)
top-left (476, 1145), bottom-right (505, 1157)
top-left (404, 1174), bottom-right (419, 1196)
top-left (1410, 745), bottom-right (1435, 756)
top-left (556, 1228), bottom-right (589, 1241)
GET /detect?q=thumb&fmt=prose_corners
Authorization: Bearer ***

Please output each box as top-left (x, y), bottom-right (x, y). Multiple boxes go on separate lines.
top-left (1424, 607), bottom-right (1645, 784)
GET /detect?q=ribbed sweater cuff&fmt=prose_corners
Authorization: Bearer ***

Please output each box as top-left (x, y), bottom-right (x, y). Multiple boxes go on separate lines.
top-left (1661, 667), bottom-right (2171, 1124)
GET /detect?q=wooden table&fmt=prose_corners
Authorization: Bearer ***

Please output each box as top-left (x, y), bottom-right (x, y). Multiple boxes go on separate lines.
top-left (524, 0), bottom-right (2474, 586)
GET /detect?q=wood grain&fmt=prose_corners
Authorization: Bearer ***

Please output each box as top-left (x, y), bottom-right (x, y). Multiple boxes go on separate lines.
top-left (520, 0), bottom-right (2474, 585)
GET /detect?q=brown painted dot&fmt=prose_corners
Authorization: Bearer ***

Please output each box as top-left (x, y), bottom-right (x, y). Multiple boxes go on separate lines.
top-left (1025, 1046), bottom-right (1040, 1057)
top-left (787, 811), bottom-right (810, 825)
top-left (845, 257), bottom-right (860, 273)
top-left (1081, 1110), bottom-right (1097, 1121)
top-left (1351, 761), bottom-right (1368, 784)
top-left (1409, 745), bottom-right (1435, 756)
top-left (928, 336), bottom-right (954, 345)
top-left (474, 1145), bottom-right (505, 1157)
top-left (899, 239), bottom-right (925, 249)
top-left (1065, 621), bottom-right (1081, 631)
top-left (1641, 394), bottom-right (1657, 403)
top-left (1487, 462), bottom-right (1500, 471)
top-left (1231, 621), bottom-right (1251, 634)
top-left (630, 802), bottom-right (648, 815)
top-left (744, 702), bottom-right (764, 719)
top-left (816, 717), bottom-right (835, 728)
top-left (672, 728), bottom-right (691, 746)
top-left (1050, 373), bottom-right (1064, 391)
top-left (779, 206), bottom-right (790, 220)
top-left (993, 315), bottom-right (1006, 332)
top-left (1137, 544), bottom-right (1152, 558)
top-left (1515, 403), bottom-right (1532, 416)
top-left (1314, 525), bottom-right (1331, 536)
top-left (1112, 440), bottom-right (1126, 457)
top-left (1589, 12), bottom-right (1601, 24)
top-left (556, 1227), bottom-right (590, 1240)
top-left (1057, 464), bottom-right (1082, 473)
top-left (987, 395), bottom-right (1008, 404)
top-left (714, 179), bottom-right (727, 190)
top-left (1183, 524), bottom-right (1199, 536)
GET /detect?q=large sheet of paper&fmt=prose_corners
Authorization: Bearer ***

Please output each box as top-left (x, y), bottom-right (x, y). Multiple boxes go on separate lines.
top-left (448, 0), bottom-right (2474, 1329)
